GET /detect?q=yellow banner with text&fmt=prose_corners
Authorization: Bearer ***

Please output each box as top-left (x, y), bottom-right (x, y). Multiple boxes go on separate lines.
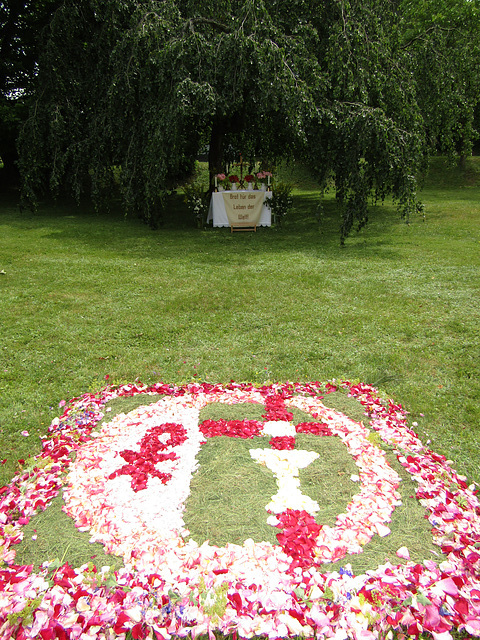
top-left (222, 191), bottom-right (265, 226)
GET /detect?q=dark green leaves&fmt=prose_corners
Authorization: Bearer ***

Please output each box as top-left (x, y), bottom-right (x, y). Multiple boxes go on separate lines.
top-left (16, 0), bottom-right (480, 240)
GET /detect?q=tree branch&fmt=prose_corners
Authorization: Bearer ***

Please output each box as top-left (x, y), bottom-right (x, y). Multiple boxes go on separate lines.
top-left (183, 17), bottom-right (231, 35)
top-left (399, 25), bottom-right (455, 51)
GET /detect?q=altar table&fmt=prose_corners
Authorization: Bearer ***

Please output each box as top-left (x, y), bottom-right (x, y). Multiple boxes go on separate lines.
top-left (207, 190), bottom-right (272, 229)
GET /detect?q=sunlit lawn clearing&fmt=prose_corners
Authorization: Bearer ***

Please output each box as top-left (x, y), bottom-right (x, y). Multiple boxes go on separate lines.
top-left (0, 157), bottom-right (479, 498)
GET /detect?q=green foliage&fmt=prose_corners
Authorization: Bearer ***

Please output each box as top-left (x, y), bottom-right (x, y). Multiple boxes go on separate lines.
top-left (0, 0), bottom-right (62, 181)
top-left (0, 0), bottom-right (62, 98)
top-left (14, 0), bottom-right (479, 239)
top-left (397, 0), bottom-right (480, 158)
top-left (198, 577), bottom-right (229, 620)
top-left (7, 596), bottom-right (43, 628)
top-left (183, 182), bottom-right (210, 227)
top-left (265, 182), bottom-right (294, 227)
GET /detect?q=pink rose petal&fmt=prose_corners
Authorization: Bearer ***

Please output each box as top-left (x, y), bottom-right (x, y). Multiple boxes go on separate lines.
top-left (396, 546), bottom-right (410, 560)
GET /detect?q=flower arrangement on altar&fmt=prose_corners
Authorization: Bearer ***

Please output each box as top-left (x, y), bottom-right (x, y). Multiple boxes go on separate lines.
top-left (221, 154), bottom-right (274, 190)
top-left (256, 170), bottom-right (272, 189)
top-left (1, 379), bottom-right (480, 639)
top-left (214, 173), bottom-right (227, 191)
top-left (228, 174), bottom-right (240, 190)
top-left (244, 174), bottom-right (255, 190)
top-left (223, 171), bottom-right (272, 191)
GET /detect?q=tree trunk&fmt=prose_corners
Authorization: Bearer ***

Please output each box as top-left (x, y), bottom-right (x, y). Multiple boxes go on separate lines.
top-left (0, 149), bottom-right (20, 190)
top-left (208, 117), bottom-right (225, 190)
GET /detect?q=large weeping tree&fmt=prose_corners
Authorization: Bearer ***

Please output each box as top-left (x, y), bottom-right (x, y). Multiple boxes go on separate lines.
top-left (18, 0), bottom-right (479, 240)
top-left (0, 0), bottom-right (62, 185)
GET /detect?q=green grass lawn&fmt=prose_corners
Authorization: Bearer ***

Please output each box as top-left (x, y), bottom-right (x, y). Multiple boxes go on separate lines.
top-left (1, 155), bottom-right (479, 502)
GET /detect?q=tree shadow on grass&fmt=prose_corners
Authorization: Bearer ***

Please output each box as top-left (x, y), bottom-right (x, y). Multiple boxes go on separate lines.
top-left (1, 191), bottom-right (407, 262)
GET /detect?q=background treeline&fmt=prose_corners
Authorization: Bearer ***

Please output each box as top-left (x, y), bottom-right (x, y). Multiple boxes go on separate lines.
top-left (1, 0), bottom-right (479, 239)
